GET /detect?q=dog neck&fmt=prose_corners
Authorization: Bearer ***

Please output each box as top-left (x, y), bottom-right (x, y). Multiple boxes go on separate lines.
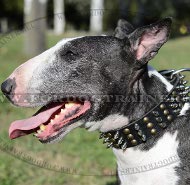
top-left (113, 66), bottom-right (180, 185)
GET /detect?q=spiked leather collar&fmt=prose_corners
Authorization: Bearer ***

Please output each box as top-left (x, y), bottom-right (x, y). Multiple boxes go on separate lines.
top-left (99, 68), bottom-right (190, 150)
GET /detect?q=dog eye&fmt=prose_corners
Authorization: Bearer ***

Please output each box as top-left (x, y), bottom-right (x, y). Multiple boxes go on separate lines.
top-left (64, 50), bottom-right (77, 60)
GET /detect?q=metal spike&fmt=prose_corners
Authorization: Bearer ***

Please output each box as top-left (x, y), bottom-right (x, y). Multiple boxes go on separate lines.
top-left (118, 137), bottom-right (123, 145)
top-left (134, 124), bottom-right (140, 130)
top-left (114, 131), bottom-right (119, 139)
top-left (103, 137), bottom-right (110, 143)
top-left (170, 103), bottom-right (179, 108)
top-left (121, 142), bottom-right (128, 150)
top-left (107, 142), bottom-right (113, 148)
top-left (176, 85), bottom-right (185, 90)
top-left (183, 80), bottom-right (188, 85)
top-left (183, 97), bottom-right (190, 102)
top-left (180, 75), bottom-right (185, 79)
top-left (99, 133), bottom-right (105, 139)
top-left (142, 135), bottom-right (147, 142)
top-left (179, 91), bottom-right (189, 96)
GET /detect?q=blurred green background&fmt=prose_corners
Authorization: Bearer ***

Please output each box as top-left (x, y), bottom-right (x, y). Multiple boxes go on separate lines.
top-left (0, 0), bottom-right (190, 185)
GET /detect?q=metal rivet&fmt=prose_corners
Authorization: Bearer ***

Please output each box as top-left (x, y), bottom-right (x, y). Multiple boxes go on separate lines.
top-left (131, 139), bottom-right (137, 145)
top-left (127, 134), bottom-right (134, 140)
top-left (147, 122), bottom-right (153, 128)
top-left (134, 124), bottom-right (140, 130)
top-left (163, 109), bottom-right (169, 115)
top-left (123, 128), bottom-right (130, 135)
top-left (167, 115), bottom-right (173, 121)
top-left (156, 117), bottom-right (162, 123)
top-left (143, 117), bottom-right (149, 123)
top-left (151, 129), bottom-right (156, 134)
top-left (152, 111), bottom-right (159, 117)
top-left (160, 104), bottom-right (166, 109)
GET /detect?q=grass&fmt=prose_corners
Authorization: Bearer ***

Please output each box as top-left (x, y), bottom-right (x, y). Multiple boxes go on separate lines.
top-left (0, 32), bottom-right (190, 185)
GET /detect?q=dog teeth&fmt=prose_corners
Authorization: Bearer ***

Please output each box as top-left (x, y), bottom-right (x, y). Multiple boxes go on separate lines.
top-left (61, 109), bottom-right (66, 113)
top-left (40, 124), bottom-right (46, 131)
top-left (65, 102), bottom-right (75, 109)
top-left (37, 130), bottom-right (42, 134)
top-left (50, 119), bottom-right (54, 124)
top-left (55, 115), bottom-right (59, 119)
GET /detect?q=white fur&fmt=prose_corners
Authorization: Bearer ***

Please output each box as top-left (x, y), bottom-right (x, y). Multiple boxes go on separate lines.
top-left (113, 131), bottom-right (180, 185)
top-left (85, 114), bottom-right (129, 132)
top-left (148, 65), bottom-right (173, 91)
top-left (180, 103), bottom-right (190, 116)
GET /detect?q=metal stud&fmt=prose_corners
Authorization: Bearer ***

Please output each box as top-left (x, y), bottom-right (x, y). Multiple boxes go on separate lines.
top-left (127, 134), bottom-right (134, 140)
top-left (131, 139), bottom-right (137, 145)
top-left (143, 117), bottom-right (149, 123)
top-left (167, 115), bottom-right (173, 121)
top-left (152, 111), bottom-right (159, 116)
top-left (180, 75), bottom-right (185, 79)
top-left (121, 142), bottom-right (128, 150)
top-left (142, 135), bottom-right (147, 142)
top-left (123, 128), bottom-right (130, 135)
top-left (151, 129), bottom-right (156, 135)
top-left (163, 109), bottom-right (169, 115)
top-left (172, 91), bottom-right (177, 96)
top-left (182, 97), bottom-right (190, 102)
top-left (114, 131), bottom-right (119, 139)
top-left (176, 96), bottom-right (181, 102)
top-left (147, 122), bottom-right (153, 128)
top-left (134, 124), bottom-right (140, 130)
top-left (160, 104), bottom-right (166, 109)
top-left (173, 109), bottom-right (181, 114)
top-left (176, 85), bottom-right (185, 90)
top-left (156, 117), bottom-right (162, 123)
top-left (118, 137), bottom-right (123, 145)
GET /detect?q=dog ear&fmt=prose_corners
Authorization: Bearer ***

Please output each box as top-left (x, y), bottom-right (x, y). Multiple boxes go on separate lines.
top-left (114, 19), bottom-right (134, 39)
top-left (128, 18), bottom-right (172, 65)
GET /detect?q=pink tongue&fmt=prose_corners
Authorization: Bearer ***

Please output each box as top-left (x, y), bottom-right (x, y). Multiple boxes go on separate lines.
top-left (9, 104), bottom-right (64, 139)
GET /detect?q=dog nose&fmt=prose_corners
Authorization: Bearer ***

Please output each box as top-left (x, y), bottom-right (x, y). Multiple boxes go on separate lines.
top-left (1, 79), bottom-right (14, 94)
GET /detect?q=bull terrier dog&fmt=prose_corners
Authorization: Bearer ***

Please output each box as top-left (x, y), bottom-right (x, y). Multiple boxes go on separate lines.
top-left (2, 17), bottom-right (190, 185)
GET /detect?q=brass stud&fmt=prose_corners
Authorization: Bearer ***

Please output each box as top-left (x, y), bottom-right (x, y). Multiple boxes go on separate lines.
top-left (147, 122), bottom-right (153, 128)
top-left (167, 115), bottom-right (173, 121)
top-left (123, 128), bottom-right (130, 135)
top-left (163, 109), bottom-right (169, 115)
top-left (143, 117), bottom-right (149, 123)
top-left (151, 129), bottom-right (156, 135)
top-left (160, 104), bottom-right (166, 109)
top-left (131, 139), bottom-right (137, 145)
top-left (127, 134), bottom-right (134, 140)
top-left (172, 91), bottom-right (177, 96)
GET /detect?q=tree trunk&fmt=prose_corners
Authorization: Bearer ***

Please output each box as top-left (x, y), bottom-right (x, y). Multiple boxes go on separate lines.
top-left (54, 0), bottom-right (65, 35)
top-left (24, 0), bottom-right (47, 57)
top-left (90, 0), bottom-right (104, 34)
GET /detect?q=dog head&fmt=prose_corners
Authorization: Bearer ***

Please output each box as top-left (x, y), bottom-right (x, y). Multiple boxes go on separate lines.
top-left (1, 18), bottom-right (172, 143)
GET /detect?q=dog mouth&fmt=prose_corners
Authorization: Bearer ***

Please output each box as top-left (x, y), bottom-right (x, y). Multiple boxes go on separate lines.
top-left (9, 100), bottom-right (91, 142)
